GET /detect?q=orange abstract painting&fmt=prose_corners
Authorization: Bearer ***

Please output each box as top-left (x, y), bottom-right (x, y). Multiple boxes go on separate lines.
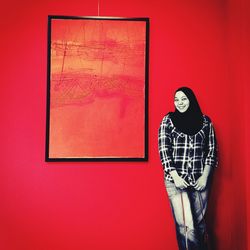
top-left (46, 16), bottom-right (149, 161)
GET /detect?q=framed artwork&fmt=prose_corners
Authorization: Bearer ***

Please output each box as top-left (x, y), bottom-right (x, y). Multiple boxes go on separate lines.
top-left (46, 15), bottom-right (149, 161)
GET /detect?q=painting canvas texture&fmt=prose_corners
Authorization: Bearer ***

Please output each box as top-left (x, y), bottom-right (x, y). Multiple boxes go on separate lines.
top-left (48, 18), bottom-right (147, 159)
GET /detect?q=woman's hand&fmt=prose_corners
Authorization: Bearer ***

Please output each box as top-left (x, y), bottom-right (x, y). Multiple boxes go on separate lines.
top-left (173, 175), bottom-right (189, 189)
top-left (194, 175), bottom-right (208, 191)
top-left (194, 165), bottom-right (212, 191)
top-left (170, 170), bottom-right (189, 189)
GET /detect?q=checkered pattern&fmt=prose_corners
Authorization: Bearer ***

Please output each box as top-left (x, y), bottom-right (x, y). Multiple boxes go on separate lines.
top-left (158, 114), bottom-right (218, 184)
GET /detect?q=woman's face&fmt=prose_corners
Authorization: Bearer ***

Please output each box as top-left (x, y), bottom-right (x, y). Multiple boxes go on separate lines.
top-left (174, 91), bottom-right (190, 113)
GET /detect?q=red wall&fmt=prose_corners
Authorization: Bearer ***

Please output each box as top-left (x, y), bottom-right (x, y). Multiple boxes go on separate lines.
top-left (1, 0), bottom-right (249, 249)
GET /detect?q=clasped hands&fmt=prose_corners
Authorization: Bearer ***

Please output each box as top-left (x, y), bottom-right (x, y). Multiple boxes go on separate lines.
top-left (172, 174), bottom-right (208, 191)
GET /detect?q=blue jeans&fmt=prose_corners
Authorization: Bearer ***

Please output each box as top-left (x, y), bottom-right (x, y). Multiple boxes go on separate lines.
top-left (165, 180), bottom-right (209, 250)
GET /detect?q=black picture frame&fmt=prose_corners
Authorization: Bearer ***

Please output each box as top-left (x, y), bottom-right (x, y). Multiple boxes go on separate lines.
top-left (45, 15), bottom-right (149, 162)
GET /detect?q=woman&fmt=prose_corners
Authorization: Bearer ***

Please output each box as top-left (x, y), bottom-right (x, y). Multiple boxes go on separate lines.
top-left (158, 87), bottom-right (218, 250)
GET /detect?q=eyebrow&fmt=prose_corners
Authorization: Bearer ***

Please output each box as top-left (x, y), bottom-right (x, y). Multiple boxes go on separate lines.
top-left (175, 96), bottom-right (187, 99)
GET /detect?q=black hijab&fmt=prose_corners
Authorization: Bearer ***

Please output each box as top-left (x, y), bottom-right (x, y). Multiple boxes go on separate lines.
top-left (170, 87), bottom-right (204, 135)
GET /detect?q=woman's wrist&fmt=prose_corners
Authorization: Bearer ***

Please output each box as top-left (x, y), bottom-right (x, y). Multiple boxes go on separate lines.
top-left (169, 170), bottom-right (179, 179)
top-left (202, 165), bottom-right (212, 179)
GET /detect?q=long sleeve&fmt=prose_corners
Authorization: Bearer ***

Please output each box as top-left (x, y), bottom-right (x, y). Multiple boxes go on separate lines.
top-left (158, 117), bottom-right (176, 174)
top-left (204, 121), bottom-right (218, 168)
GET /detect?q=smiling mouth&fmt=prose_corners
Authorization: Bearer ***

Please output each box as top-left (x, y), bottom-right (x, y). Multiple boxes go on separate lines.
top-left (178, 106), bottom-right (186, 109)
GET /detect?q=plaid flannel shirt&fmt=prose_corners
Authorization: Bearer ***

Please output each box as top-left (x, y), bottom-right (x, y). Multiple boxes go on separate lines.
top-left (158, 113), bottom-right (218, 184)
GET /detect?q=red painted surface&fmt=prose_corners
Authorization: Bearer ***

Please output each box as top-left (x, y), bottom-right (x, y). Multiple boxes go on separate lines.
top-left (0, 0), bottom-right (249, 249)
